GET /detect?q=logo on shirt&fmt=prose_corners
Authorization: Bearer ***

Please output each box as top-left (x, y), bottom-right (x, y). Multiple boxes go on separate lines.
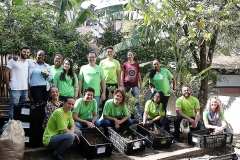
top-left (117, 111), bottom-right (121, 115)
top-left (96, 72), bottom-right (99, 74)
top-left (67, 118), bottom-right (70, 122)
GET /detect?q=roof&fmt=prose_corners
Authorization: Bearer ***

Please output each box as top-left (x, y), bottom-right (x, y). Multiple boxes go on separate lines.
top-left (212, 55), bottom-right (240, 69)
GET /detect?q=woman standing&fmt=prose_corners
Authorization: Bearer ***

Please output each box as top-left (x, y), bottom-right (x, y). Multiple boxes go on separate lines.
top-left (29, 50), bottom-right (52, 102)
top-left (100, 89), bottom-right (133, 135)
top-left (42, 87), bottom-right (61, 130)
top-left (53, 58), bottom-right (78, 101)
top-left (142, 91), bottom-right (170, 133)
top-left (149, 59), bottom-right (176, 112)
top-left (203, 96), bottom-right (227, 133)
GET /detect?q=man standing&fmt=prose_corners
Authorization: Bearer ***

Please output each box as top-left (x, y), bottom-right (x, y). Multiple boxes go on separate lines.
top-left (174, 84), bottom-right (204, 142)
top-left (79, 51), bottom-right (106, 112)
top-left (50, 53), bottom-right (63, 83)
top-left (121, 50), bottom-right (143, 119)
top-left (99, 46), bottom-right (121, 109)
top-left (4, 45), bottom-right (30, 119)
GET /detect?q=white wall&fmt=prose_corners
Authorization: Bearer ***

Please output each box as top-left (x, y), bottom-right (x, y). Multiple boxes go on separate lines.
top-left (217, 75), bottom-right (240, 86)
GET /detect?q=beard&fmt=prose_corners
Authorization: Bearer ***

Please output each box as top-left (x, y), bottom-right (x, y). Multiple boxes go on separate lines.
top-left (20, 53), bottom-right (28, 59)
top-left (183, 92), bottom-right (190, 98)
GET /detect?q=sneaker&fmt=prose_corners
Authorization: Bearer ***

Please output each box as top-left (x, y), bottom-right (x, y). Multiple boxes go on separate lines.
top-left (52, 154), bottom-right (66, 160)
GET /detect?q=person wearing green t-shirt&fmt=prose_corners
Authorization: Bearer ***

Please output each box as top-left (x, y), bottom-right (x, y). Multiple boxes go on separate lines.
top-left (79, 51), bottom-right (106, 113)
top-left (73, 87), bottom-right (101, 128)
top-left (149, 59), bottom-right (176, 112)
top-left (100, 89), bottom-right (133, 136)
top-left (99, 46), bottom-right (121, 110)
top-left (141, 91), bottom-right (170, 133)
top-left (42, 96), bottom-right (82, 160)
top-left (53, 58), bottom-right (78, 101)
top-left (203, 96), bottom-right (227, 133)
top-left (174, 84), bottom-right (204, 142)
top-left (50, 53), bottom-right (63, 84)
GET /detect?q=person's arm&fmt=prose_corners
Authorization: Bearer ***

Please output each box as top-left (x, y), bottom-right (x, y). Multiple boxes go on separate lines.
top-left (120, 70), bottom-right (125, 88)
top-left (92, 112), bottom-right (97, 124)
top-left (103, 115), bottom-right (118, 122)
top-left (117, 70), bottom-right (121, 87)
top-left (73, 112), bottom-right (95, 128)
top-left (4, 67), bottom-right (11, 89)
top-left (172, 77), bottom-right (177, 90)
top-left (78, 78), bottom-right (83, 98)
top-left (100, 78), bottom-right (106, 100)
top-left (195, 109), bottom-right (201, 123)
top-left (149, 116), bottom-right (162, 123)
top-left (119, 115), bottom-right (130, 124)
top-left (74, 75), bottom-right (79, 98)
top-left (138, 72), bottom-right (142, 92)
top-left (176, 107), bottom-right (195, 126)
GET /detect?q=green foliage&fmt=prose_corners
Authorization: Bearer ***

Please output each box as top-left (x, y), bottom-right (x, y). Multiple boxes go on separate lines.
top-left (0, 3), bottom-right (92, 68)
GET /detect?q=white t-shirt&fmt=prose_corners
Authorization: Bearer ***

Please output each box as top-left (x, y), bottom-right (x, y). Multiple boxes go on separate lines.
top-left (6, 58), bottom-right (29, 90)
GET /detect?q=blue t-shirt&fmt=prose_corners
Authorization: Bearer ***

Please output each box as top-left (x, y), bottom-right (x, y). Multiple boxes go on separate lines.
top-left (30, 63), bottom-right (47, 86)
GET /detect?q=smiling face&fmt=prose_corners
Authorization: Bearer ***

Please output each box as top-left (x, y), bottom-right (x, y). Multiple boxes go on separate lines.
top-left (106, 48), bottom-right (114, 58)
top-left (54, 55), bottom-right (63, 66)
top-left (20, 49), bottom-right (30, 59)
top-left (153, 93), bottom-right (161, 103)
top-left (63, 98), bottom-right (75, 112)
top-left (182, 86), bottom-right (191, 98)
top-left (210, 98), bottom-right (218, 111)
top-left (88, 53), bottom-right (96, 64)
top-left (36, 51), bottom-right (45, 63)
top-left (84, 91), bottom-right (94, 103)
top-left (49, 87), bottom-right (59, 100)
top-left (153, 60), bottom-right (160, 71)
top-left (113, 92), bottom-right (123, 106)
top-left (63, 60), bottom-right (70, 71)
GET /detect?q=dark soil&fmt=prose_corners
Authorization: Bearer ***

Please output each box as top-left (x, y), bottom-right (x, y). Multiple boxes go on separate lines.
top-left (117, 129), bottom-right (137, 142)
top-left (142, 125), bottom-right (164, 137)
top-left (83, 132), bottom-right (105, 145)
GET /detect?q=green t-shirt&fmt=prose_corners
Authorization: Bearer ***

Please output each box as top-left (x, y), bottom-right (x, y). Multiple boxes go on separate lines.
top-left (144, 100), bottom-right (165, 119)
top-left (50, 65), bottom-right (63, 83)
top-left (101, 99), bottom-right (129, 119)
top-left (53, 72), bottom-right (78, 96)
top-left (176, 96), bottom-right (200, 117)
top-left (42, 108), bottom-right (74, 147)
top-left (99, 58), bottom-right (120, 84)
top-left (149, 68), bottom-right (173, 96)
top-left (79, 64), bottom-right (105, 96)
top-left (72, 98), bottom-right (97, 120)
top-left (203, 110), bottom-right (225, 127)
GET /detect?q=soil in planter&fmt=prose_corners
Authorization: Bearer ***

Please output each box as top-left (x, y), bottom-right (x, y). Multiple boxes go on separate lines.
top-left (143, 125), bottom-right (165, 137)
top-left (116, 129), bottom-right (138, 142)
top-left (83, 132), bottom-right (105, 145)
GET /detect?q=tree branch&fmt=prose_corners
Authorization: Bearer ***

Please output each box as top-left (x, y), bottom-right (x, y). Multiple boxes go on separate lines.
top-left (207, 25), bottom-right (219, 67)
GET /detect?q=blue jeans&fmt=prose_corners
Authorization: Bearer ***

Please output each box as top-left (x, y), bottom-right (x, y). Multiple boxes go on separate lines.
top-left (47, 130), bottom-right (82, 155)
top-left (74, 118), bottom-right (101, 128)
top-left (125, 86), bottom-right (142, 119)
top-left (9, 89), bottom-right (28, 119)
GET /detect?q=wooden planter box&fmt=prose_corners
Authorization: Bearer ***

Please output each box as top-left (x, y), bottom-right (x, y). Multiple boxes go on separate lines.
top-left (78, 128), bottom-right (113, 159)
top-left (137, 123), bottom-right (173, 149)
top-left (108, 126), bottom-right (146, 155)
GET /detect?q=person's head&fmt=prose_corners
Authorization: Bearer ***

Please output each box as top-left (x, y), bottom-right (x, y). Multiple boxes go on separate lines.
top-left (152, 59), bottom-right (161, 71)
top-left (127, 50), bottom-right (134, 60)
top-left (63, 58), bottom-right (73, 72)
top-left (206, 96), bottom-right (223, 116)
top-left (53, 53), bottom-right (63, 67)
top-left (83, 87), bottom-right (95, 103)
top-left (181, 84), bottom-right (191, 98)
top-left (8, 55), bottom-right (12, 61)
top-left (48, 87), bottom-right (59, 101)
top-left (113, 89), bottom-right (126, 105)
top-left (20, 45), bottom-right (30, 59)
top-left (87, 51), bottom-right (97, 64)
top-left (36, 50), bottom-right (45, 64)
top-left (62, 96), bottom-right (76, 112)
top-left (152, 91), bottom-right (164, 104)
top-left (105, 46), bottom-right (114, 58)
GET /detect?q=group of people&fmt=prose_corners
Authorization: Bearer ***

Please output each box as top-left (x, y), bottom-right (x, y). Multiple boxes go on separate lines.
top-left (4, 45), bottom-right (228, 160)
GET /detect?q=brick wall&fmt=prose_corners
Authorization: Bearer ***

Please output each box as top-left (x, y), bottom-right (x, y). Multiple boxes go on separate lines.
top-left (215, 87), bottom-right (240, 94)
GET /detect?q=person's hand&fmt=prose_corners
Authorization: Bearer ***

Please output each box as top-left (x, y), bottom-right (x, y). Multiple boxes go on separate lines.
top-left (115, 123), bottom-right (120, 129)
top-left (114, 118), bottom-right (120, 125)
top-left (13, 56), bottom-right (18, 61)
top-left (41, 72), bottom-right (49, 78)
top-left (87, 121), bottom-right (95, 128)
top-left (74, 133), bottom-right (80, 145)
top-left (140, 121), bottom-right (146, 126)
top-left (189, 118), bottom-right (197, 128)
top-left (101, 93), bottom-right (106, 101)
top-left (214, 127), bottom-right (223, 134)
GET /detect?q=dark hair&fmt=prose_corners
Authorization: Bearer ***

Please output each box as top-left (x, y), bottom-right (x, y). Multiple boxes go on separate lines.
top-left (84, 87), bottom-right (95, 95)
top-left (59, 58), bottom-right (75, 86)
top-left (105, 46), bottom-right (114, 51)
top-left (63, 95), bottom-right (75, 102)
top-left (54, 52), bottom-right (63, 60)
top-left (113, 89), bottom-right (126, 105)
top-left (127, 50), bottom-right (134, 55)
top-left (152, 91), bottom-right (165, 111)
top-left (87, 51), bottom-right (97, 58)
top-left (48, 87), bottom-right (59, 101)
top-left (20, 45), bottom-right (30, 51)
top-left (149, 59), bottom-right (159, 78)
top-left (182, 84), bottom-right (191, 89)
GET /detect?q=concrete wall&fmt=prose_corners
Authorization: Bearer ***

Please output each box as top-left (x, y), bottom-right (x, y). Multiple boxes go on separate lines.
top-left (217, 75), bottom-right (240, 86)
top-left (143, 89), bottom-right (240, 134)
